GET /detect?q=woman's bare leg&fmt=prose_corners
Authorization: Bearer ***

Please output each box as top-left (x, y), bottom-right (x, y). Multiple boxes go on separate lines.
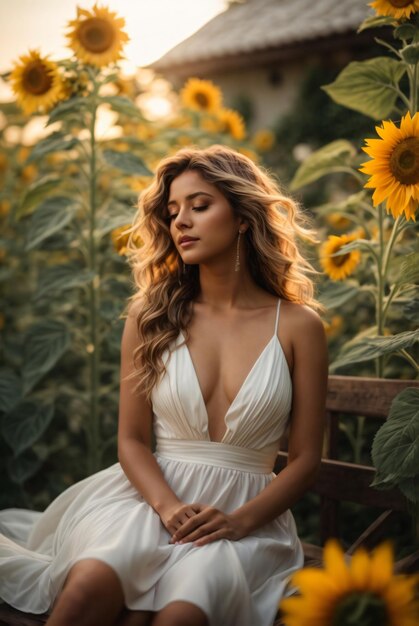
top-left (46, 558), bottom-right (125, 626)
top-left (152, 601), bottom-right (208, 626)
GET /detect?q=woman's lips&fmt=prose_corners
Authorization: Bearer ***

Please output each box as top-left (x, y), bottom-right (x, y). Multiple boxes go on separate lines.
top-left (179, 238), bottom-right (199, 247)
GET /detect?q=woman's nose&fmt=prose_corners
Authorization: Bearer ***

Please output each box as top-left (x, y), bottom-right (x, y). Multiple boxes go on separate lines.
top-left (173, 207), bottom-right (192, 228)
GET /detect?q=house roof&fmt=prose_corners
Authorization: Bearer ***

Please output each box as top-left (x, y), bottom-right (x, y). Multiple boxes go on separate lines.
top-left (150, 0), bottom-right (373, 75)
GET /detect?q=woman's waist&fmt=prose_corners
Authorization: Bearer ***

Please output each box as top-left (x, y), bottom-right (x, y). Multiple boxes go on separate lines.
top-left (154, 437), bottom-right (278, 474)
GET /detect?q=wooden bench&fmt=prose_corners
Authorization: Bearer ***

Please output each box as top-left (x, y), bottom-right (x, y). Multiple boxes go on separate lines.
top-left (1, 375), bottom-right (418, 625)
top-left (275, 374), bottom-right (419, 573)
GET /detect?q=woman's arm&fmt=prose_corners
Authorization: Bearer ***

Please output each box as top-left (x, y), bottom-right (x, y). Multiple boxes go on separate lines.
top-left (170, 305), bottom-right (328, 546)
top-left (118, 302), bottom-right (199, 533)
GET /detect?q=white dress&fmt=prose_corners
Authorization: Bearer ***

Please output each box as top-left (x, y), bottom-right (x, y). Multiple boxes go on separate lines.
top-left (0, 299), bottom-right (304, 626)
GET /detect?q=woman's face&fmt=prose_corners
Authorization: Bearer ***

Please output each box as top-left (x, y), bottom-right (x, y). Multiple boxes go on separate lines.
top-left (167, 169), bottom-right (245, 267)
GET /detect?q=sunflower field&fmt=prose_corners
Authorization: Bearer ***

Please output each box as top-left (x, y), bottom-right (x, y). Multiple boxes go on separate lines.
top-left (0, 4), bottom-right (278, 509)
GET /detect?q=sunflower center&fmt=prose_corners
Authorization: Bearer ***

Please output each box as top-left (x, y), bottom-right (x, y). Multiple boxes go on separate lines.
top-left (332, 592), bottom-right (389, 626)
top-left (195, 92), bottom-right (209, 108)
top-left (389, 0), bottom-right (414, 7)
top-left (22, 61), bottom-right (53, 95)
top-left (78, 18), bottom-right (115, 53)
top-left (332, 249), bottom-right (350, 267)
top-left (390, 137), bottom-right (419, 185)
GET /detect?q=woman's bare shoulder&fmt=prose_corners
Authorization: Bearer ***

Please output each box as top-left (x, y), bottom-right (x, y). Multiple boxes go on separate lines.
top-left (281, 300), bottom-right (325, 337)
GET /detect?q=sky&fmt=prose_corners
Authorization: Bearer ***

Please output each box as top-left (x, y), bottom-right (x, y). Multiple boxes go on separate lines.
top-left (0, 0), bottom-right (226, 97)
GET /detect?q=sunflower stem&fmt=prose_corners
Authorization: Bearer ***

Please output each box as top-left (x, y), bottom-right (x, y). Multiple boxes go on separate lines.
top-left (398, 350), bottom-right (419, 376)
top-left (382, 216), bottom-right (402, 281)
top-left (375, 204), bottom-right (385, 378)
top-left (86, 77), bottom-right (102, 475)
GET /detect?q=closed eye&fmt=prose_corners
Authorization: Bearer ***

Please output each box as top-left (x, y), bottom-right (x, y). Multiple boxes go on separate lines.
top-left (167, 205), bottom-right (208, 220)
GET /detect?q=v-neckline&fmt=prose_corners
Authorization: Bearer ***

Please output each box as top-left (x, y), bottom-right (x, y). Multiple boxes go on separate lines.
top-left (178, 330), bottom-right (279, 444)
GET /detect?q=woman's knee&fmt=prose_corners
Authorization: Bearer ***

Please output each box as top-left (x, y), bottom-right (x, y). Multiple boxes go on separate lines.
top-left (53, 559), bottom-right (124, 622)
top-left (152, 601), bottom-right (208, 626)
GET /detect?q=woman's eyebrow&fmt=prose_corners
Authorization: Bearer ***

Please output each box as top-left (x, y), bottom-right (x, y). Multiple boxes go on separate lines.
top-left (167, 191), bottom-right (214, 207)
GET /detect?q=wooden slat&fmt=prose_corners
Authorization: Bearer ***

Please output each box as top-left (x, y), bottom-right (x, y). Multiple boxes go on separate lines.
top-left (275, 452), bottom-right (407, 511)
top-left (326, 376), bottom-right (419, 417)
top-left (346, 510), bottom-right (397, 554)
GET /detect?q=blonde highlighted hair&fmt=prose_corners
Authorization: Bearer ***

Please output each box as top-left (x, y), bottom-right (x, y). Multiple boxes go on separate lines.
top-left (123, 144), bottom-right (319, 400)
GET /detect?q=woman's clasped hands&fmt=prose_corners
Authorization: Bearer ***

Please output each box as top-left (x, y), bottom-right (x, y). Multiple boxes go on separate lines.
top-left (160, 501), bottom-right (247, 547)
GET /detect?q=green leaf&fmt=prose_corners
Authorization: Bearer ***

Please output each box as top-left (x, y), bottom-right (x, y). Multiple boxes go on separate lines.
top-left (25, 196), bottom-right (78, 250)
top-left (357, 15), bottom-right (396, 32)
top-left (330, 329), bottom-right (419, 371)
top-left (28, 131), bottom-right (79, 162)
top-left (331, 239), bottom-right (376, 256)
top-left (101, 95), bottom-right (144, 119)
top-left (322, 57), bottom-right (406, 120)
top-left (17, 175), bottom-right (61, 218)
top-left (22, 321), bottom-right (71, 392)
top-left (35, 264), bottom-right (95, 301)
top-left (46, 97), bottom-right (87, 126)
top-left (96, 203), bottom-right (136, 237)
top-left (289, 140), bottom-right (356, 190)
top-left (102, 149), bottom-right (153, 176)
top-left (7, 452), bottom-right (43, 484)
top-left (1, 399), bottom-right (54, 455)
top-left (398, 476), bottom-right (419, 502)
top-left (313, 191), bottom-right (369, 217)
top-left (403, 298), bottom-right (419, 323)
top-left (401, 43), bottom-right (419, 64)
top-left (396, 252), bottom-right (419, 286)
top-left (394, 24), bottom-right (418, 41)
top-left (371, 388), bottom-right (419, 502)
top-left (318, 282), bottom-right (360, 309)
top-left (0, 369), bottom-right (22, 413)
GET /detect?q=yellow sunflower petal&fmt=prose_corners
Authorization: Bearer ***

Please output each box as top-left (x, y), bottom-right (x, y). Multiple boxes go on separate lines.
top-left (368, 541), bottom-right (394, 593)
top-left (350, 547), bottom-right (371, 589)
top-left (323, 539), bottom-right (352, 591)
top-left (10, 49), bottom-right (65, 115)
top-left (359, 111), bottom-right (419, 221)
top-left (180, 78), bottom-right (222, 113)
top-left (66, 4), bottom-right (129, 67)
top-left (369, 0), bottom-right (419, 20)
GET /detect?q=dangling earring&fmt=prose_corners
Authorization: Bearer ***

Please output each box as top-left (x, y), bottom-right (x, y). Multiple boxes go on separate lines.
top-left (235, 230), bottom-right (243, 272)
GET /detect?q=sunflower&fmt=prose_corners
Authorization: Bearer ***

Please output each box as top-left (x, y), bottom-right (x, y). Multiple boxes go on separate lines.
top-left (217, 108), bottom-right (246, 140)
top-left (280, 539), bottom-right (418, 626)
top-left (10, 50), bottom-right (65, 115)
top-left (180, 78), bottom-right (222, 113)
top-left (369, 0), bottom-right (419, 19)
top-left (359, 111), bottom-right (419, 221)
top-left (325, 213), bottom-right (352, 230)
top-left (252, 129), bottom-right (275, 152)
top-left (67, 4), bottom-right (129, 67)
top-left (319, 232), bottom-right (361, 281)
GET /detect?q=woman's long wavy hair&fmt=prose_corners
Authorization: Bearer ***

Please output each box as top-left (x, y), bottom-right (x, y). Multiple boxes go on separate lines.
top-left (123, 144), bottom-right (320, 401)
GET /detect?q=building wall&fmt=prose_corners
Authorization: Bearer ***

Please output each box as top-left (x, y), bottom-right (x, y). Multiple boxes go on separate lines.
top-left (209, 60), bottom-right (305, 131)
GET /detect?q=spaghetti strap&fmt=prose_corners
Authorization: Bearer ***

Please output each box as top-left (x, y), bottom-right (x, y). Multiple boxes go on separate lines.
top-left (274, 298), bottom-right (281, 336)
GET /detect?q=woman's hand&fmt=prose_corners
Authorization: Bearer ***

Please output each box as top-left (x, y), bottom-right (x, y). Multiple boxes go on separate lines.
top-left (158, 501), bottom-right (201, 536)
top-left (169, 504), bottom-right (247, 547)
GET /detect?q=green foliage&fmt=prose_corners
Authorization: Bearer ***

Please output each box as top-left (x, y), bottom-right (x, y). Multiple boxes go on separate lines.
top-left (285, 9), bottom-right (419, 514)
top-left (322, 58), bottom-right (406, 119)
top-left (371, 388), bottom-right (419, 502)
top-left (289, 140), bottom-right (356, 190)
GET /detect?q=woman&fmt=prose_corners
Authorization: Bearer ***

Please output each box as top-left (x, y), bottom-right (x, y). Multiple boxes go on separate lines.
top-left (0, 145), bottom-right (328, 626)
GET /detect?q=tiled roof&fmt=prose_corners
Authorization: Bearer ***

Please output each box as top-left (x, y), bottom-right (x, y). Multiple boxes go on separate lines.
top-left (151, 0), bottom-right (372, 70)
